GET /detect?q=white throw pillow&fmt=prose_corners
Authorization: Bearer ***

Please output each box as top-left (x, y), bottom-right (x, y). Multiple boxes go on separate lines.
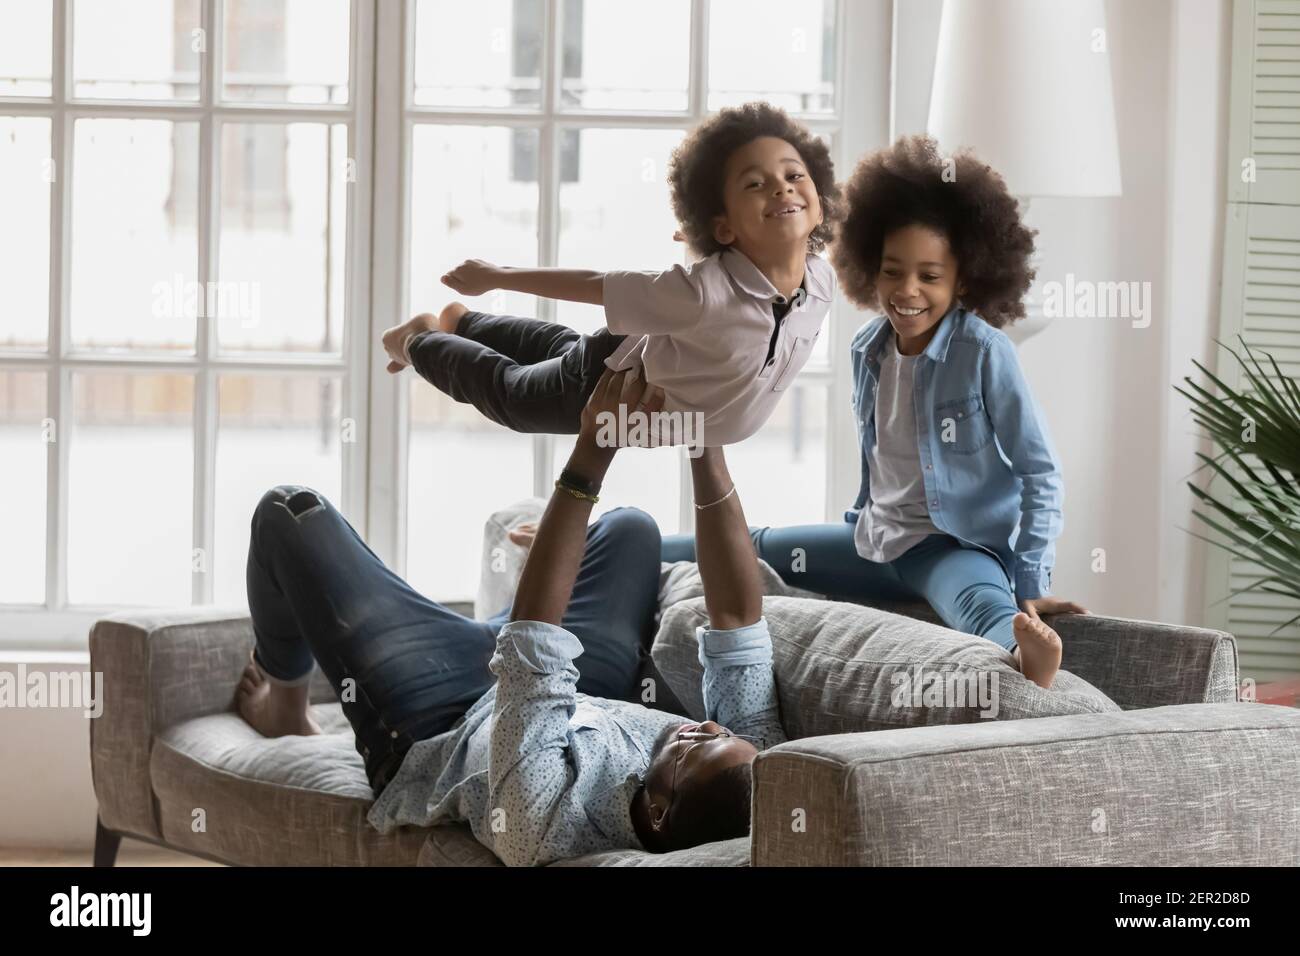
top-left (475, 497), bottom-right (548, 620)
top-left (476, 499), bottom-right (824, 622)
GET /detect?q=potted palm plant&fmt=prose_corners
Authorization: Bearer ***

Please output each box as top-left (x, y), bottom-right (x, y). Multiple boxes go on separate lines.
top-left (1175, 337), bottom-right (1300, 705)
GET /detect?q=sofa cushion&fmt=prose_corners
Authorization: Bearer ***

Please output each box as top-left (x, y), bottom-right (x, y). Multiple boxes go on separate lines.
top-left (150, 703), bottom-right (428, 866)
top-left (551, 836), bottom-right (750, 867)
top-left (652, 595), bottom-right (1121, 738)
top-left (417, 824), bottom-right (506, 867)
top-left (417, 822), bottom-right (750, 867)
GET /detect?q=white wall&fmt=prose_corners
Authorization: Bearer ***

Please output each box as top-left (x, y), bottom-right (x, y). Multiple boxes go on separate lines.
top-left (0, 655), bottom-right (100, 849)
top-left (892, 0), bottom-right (1230, 625)
top-left (1156, 0), bottom-right (1231, 628)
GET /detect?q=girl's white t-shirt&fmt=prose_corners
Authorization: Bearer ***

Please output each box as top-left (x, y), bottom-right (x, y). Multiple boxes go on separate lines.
top-left (854, 333), bottom-right (939, 563)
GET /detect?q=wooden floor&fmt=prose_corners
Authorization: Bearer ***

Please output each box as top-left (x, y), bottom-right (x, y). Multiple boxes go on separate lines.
top-left (0, 840), bottom-right (222, 866)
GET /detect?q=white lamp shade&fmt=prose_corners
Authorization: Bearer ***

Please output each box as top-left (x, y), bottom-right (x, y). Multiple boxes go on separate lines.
top-left (927, 0), bottom-right (1122, 197)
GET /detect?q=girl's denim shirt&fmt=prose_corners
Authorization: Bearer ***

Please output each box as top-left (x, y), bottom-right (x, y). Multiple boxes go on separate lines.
top-left (845, 306), bottom-right (1064, 599)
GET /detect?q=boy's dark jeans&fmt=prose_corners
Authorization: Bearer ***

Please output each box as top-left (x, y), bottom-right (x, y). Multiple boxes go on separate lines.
top-left (407, 311), bottom-right (628, 433)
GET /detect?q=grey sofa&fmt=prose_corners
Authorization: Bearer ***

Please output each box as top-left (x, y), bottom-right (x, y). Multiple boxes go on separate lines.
top-left (88, 551), bottom-right (1300, 867)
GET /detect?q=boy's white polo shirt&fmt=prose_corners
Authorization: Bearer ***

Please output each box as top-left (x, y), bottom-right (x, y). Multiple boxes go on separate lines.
top-left (601, 248), bottom-right (835, 447)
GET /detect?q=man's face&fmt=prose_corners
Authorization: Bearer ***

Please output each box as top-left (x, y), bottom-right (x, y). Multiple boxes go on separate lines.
top-left (713, 136), bottom-right (823, 260)
top-left (636, 720), bottom-right (758, 844)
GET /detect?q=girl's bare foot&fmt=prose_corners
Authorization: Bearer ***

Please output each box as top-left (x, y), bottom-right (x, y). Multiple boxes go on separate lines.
top-left (1011, 612), bottom-right (1062, 689)
top-left (507, 521), bottom-right (537, 549)
top-left (438, 301), bottom-right (468, 333)
top-left (236, 652), bottom-right (322, 738)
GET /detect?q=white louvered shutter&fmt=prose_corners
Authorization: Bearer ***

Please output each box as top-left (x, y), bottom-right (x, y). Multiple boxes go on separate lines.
top-left (1209, 0), bottom-right (1300, 682)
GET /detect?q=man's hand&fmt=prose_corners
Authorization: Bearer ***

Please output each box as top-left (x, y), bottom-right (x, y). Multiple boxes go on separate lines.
top-left (381, 312), bottom-right (437, 374)
top-left (441, 259), bottom-right (504, 297)
top-left (577, 367), bottom-right (665, 448)
top-left (505, 366), bottom-right (663, 550)
top-left (1019, 596), bottom-right (1089, 621)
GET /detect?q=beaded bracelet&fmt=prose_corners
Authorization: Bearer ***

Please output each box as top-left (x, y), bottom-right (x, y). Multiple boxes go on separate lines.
top-left (558, 467), bottom-right (601, 498)
top-left (555, 479), bottom-right (599, 504)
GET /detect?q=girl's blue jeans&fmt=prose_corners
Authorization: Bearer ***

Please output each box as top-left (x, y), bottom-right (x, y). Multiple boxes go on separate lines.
top-left (246, 485), bottom-right (662, 794)
top-left (661, 522), bottom-right (1020, 651)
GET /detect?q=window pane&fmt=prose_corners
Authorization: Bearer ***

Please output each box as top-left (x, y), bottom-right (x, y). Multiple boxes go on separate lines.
top-left (556, 128), bottom-right (685, 335)
top-left (808, 312), bottom-right (830, 366)
top-left (70, 119), bottom-right (199, 353)
top-left (0, 0), bottom-right (53, 96)
top-left (708, 0), bottom-right (837, 114)
top-left (413, 0), bottom-right (542, 109)
top-left (72, 0), bottom-right (200, 101)
top-left (223, 0), bottom-right (350, 105)
top-left (405, 378), bottom-right (534, 604)
top-left (0, 370), bottom-right (47, 604)
top-left (68, 372), bottom-right (193, 606)
top-left (217, 122), bottom-right (346, 354)
top-left (567, 1), bottom-right (690, 111)
top-left (0, 117), bottom-right (51, 351)
top-left (806, 133), bottom-right (836, 368)
top-left (213, 374), bottom-right (344, 607)
top-left (726, 384), bottom-right (827, 528)
top-left (555, 436), bottom-right (683, 534)
top-left (410, 125), bottom-right (539, 320)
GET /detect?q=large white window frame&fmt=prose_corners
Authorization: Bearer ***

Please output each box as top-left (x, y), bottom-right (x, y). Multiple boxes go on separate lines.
top-left (0, 0), bottom-right (376, 645)
top-left (3, 0), bottom-right (890, 646)
top-left (367, 0), bottom-right (891, 580)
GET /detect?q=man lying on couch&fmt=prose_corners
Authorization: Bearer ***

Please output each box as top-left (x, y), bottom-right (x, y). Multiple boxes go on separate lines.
top-left (235, 368), bottom-right (785, 865)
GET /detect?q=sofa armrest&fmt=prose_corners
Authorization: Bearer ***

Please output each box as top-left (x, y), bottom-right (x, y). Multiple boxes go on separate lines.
top-left (1048, 613), bottom-right (1239, 708)
top-left (88, 607), bottom-right (336, 840)
top-left (751, 701), bottom-right (1300, 866)
top-left (869, 600), bottom-right (1239, 709)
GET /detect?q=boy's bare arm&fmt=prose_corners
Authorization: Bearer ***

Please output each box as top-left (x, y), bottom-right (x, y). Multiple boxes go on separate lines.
top-left (443, 258), bottom-right (604, 306)
top-left (690, 447), bottom-right (763, 631)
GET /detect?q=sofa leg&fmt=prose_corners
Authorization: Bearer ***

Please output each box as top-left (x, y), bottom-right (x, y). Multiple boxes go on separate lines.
top-left (93, 816), bottom-right (121, 867)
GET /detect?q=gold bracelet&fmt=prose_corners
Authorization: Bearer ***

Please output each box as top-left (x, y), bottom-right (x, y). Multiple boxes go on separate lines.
top-left (695, 484), bottom-right (736, 510)
top-left (555, 479), bottom-right (599, 504)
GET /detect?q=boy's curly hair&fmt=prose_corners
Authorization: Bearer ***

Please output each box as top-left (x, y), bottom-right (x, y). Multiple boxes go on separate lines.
top-left (831, 134), bottom-right (1037, 327)
top-left (667, 102), bottom-right (841, 258)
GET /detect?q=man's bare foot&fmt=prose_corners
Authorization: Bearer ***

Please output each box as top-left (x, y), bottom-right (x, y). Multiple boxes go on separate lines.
top-left (236, 652), bottom-right (322, 738)
top-left (438, 301), bottom-right (469, 334)
top-left (1011, 612), bottom-right (1063, 689)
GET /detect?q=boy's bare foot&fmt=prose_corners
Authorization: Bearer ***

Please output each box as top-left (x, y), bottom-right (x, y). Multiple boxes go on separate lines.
top-left (236, 652), bottom-right (322, 738)
top-left (1011, 612), bottom-right (1062, 689)
top-left (382, 313), bottom-right (434, 373)
top-left (438, 301), bottom-right (468, 333)
top-left (381, 303), bottom-right (466, 374)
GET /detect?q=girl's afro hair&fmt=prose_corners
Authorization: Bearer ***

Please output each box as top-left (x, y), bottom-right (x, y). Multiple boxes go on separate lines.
top-left (831, 134), bottom-right (1037, 327)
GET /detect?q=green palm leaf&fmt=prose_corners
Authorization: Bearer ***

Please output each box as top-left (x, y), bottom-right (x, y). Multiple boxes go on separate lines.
top-left (1179, 339), bottom-right (1300, 639)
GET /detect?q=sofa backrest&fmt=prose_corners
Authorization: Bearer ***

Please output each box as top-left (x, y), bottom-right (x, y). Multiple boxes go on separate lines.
top-left (651, 595), bottom-right (1121, 739)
